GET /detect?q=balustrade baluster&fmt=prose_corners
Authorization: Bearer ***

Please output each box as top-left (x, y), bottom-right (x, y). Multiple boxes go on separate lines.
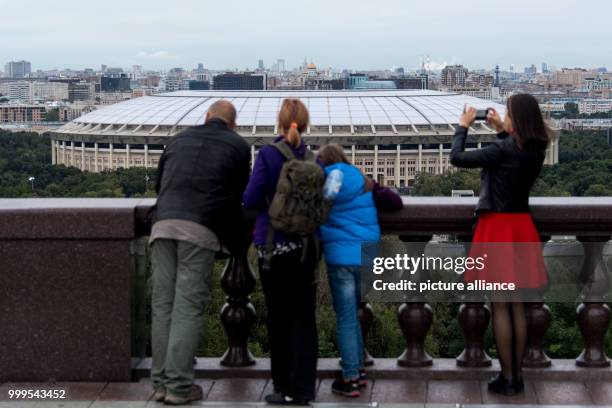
top-left (359, 302), bottom-right (375, 366)
top-left (397, 235), bottom-right (434, 367)
top-left (524, 235), bottom-right (552, 368)
top-left (456, 235), bottom-right (492, 367)
top-left (220, 247), bottom-right (257, 367)
top-left (576, 236), bottom-right (611, 368)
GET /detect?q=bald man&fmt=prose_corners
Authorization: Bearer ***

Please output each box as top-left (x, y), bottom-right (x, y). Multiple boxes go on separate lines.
top-left (149, 100), bottom-right (250, 405)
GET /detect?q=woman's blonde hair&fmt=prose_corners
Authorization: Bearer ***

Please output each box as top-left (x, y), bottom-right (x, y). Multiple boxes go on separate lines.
top-left (278, 98), bottom-right (309, 147)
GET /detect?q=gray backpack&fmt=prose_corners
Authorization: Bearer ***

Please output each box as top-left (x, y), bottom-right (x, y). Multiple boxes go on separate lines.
top-left (264, 141), bottom-right (325, 266)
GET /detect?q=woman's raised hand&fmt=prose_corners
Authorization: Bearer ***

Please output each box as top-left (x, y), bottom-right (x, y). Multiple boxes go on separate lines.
top-left (459, 105), bottom-right (477, 128)
top-left (486, 108), bottom-right (504, 133)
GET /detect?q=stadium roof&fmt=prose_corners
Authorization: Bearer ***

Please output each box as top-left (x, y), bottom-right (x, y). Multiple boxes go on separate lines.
top-left (68, 90), bottom-right (504, 127)
top-left (53, 90), bottom-right (505, 143)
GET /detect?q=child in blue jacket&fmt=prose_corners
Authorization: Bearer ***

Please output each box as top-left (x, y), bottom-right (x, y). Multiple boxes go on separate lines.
top-left (317, 144), bottom-right (402, 397)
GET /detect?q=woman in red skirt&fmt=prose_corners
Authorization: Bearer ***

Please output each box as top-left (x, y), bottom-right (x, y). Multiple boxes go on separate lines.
top-left (450, 94), bottom-right (551, 396)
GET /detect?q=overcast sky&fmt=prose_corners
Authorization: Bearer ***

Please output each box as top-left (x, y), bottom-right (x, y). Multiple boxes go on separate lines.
top-left (2, 0), bottom-right (610, 72)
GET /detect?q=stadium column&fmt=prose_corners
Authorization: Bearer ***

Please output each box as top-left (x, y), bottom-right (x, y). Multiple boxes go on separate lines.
top-left (374, 145), bottom-right (379, 182)
top-left (351, 145), bottom-right (356, 164)
top-left (126, 144), bottom-right (130, 169)
top-left (251, 145), bottom-right (255, 169)
top-left (546, 143), bottom-right (554, 165)
top-left (438, 144), bottom-right (443, 174)
top-left (477, 142), bottom-right (482, 149)
top-left (109, 143), bottom-right (114, 170)
top-left (554, 136), bottom-right (559, 163)
top-left (81, 142), bottom-right (85, 170)
top-left (70, 142), bottom-right (75, 167)
top-left (94, 143), bottom-right (99, 172)
top-left (144, 144), bottom-right (149, 167)
top-left (395, 144), bottom-right (401, 187)
top-left (51, 140), bottom-right (56, 165)
top-left (418, 144), bottom-right (423, 173)
top-left (61, 141), bottom-right (66, 165)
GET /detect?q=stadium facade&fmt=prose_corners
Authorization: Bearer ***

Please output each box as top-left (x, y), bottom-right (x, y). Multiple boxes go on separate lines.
top-left (50, 90), bottom-right (559, 187)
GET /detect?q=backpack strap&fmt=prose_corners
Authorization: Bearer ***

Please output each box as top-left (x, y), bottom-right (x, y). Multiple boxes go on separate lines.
top-left (271, 141), bottom-right (296, 161)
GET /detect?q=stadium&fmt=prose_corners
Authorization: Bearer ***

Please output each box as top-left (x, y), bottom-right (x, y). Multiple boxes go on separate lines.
top-left (50, 90), bottom-right (559, 187)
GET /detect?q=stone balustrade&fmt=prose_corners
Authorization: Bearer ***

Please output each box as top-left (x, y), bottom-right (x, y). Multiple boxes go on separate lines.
top-left (1, 197), bottom-right (611, 381)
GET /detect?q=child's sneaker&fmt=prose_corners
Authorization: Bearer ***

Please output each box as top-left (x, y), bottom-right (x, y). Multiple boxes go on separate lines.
top-left (331, 378), bottom-right (360, 397)
top-left (358, 369), bottom-right (368, 388)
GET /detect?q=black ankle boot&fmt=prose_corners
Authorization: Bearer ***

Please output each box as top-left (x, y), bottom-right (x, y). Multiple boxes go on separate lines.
top-left (488, 373), bottom-right (518, 396)
top-left (513, 376), bottom-right (525, 393)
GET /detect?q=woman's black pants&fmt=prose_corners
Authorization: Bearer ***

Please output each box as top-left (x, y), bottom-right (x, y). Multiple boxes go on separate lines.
top-left (258, 245), bottom-right (318, 401)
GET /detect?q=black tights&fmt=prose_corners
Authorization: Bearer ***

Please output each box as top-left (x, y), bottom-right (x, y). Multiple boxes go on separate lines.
top-left (491, 301), bottom-right (527, 380)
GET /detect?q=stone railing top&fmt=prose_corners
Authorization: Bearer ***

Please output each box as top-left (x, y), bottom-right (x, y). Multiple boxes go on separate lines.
top-left (0, 197), bottom-right (610, 239)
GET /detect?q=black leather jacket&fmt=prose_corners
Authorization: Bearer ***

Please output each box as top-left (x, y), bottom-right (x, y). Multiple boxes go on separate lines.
top-left (450, 126), bottom-right (546, 213)
top-left (152, 118), bottom-right (251, 253)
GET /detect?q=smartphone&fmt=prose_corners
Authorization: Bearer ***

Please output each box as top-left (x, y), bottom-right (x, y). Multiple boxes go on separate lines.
top-left (475, 109), bottom-right (490, 121)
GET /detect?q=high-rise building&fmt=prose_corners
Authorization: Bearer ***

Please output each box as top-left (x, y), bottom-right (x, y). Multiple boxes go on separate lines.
top-left (68, 81), bottom-right (95, 102)
top-left (393, 75), bottom-right (428, 90)
top-left (258, 59), bottom-right (265, 70)
top-left (555, 68), bottom-right (592, 86)
top-left (524, 64), bottom-right (537, 76)
top-left (542, 63), bottom-right (549, 74)
top-left (4, 60), bottom-right (32, 78)
top-left (0, 81), bottom-right (31, 101)
top-left (0, 104), bottom-right (46, 122)
top-left (131, 65), bottom-right (143, 80)
top-left (32, 82), bottom-right (70, 102)
top-left (163, 78), bottom-right (183, 92)
top-left (441, 65), bottom-right (468, 87)
top-left (346, 73), bottom-right (368, 89)
top-left (100, 75), bottom-right (131, 92)
top-left (188, 80), bottom-right (210, 90)
top-left (213, 72), bottom-right (266, 90)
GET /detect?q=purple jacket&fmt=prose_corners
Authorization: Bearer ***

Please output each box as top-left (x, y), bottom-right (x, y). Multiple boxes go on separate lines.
top-left (243, 136), bottom-right (307, 246)
top-left (242, 136), bottom-right (404, 245)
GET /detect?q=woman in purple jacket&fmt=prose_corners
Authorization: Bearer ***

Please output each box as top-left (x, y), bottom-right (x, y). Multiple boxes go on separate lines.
top-left (243, 99), bottom-right (317, 406)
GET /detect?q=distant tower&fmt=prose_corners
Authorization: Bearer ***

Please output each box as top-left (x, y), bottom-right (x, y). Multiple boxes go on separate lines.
top-left (258, 59), bottom-right (265, 70)
top-left (494, 65), bottom-right (500, 87)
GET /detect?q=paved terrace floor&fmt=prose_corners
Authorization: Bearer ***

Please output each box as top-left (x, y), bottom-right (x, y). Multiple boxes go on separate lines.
top-left (3, 378), bottom-right (612, 407)
top-left (4, 358), bottom-right (612, 408)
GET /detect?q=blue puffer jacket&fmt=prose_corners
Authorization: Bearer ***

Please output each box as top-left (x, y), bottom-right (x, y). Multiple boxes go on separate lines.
top-left (320, 163), bottom-right (380, 266)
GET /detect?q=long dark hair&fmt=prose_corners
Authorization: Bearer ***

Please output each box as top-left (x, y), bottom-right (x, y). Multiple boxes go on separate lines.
top-left (507, 94), bottom-right (552, 146)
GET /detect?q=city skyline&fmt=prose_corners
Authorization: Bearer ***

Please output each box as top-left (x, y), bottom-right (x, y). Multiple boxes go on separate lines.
top-left (2, 0), bottom-right (611, 71)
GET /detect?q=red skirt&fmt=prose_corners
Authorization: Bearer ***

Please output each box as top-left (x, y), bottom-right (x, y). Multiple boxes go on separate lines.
top-left (463, 212), bottom-right (548, 289)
